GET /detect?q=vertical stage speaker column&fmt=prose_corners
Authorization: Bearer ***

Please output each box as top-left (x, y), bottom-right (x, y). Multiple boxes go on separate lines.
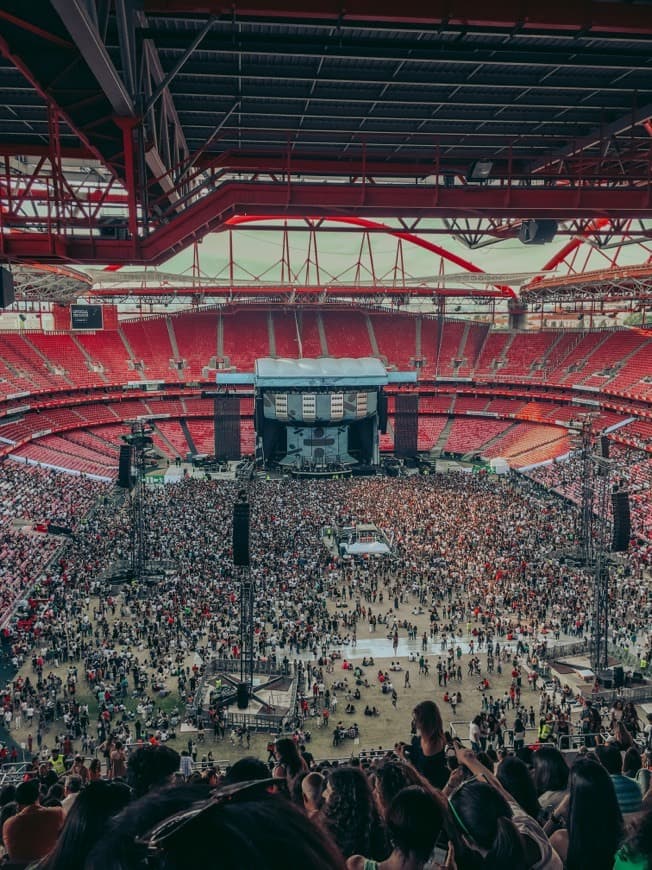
top-left (233, 501), bottom-right (250, 567)
top-left (394, 393), bottom-right (419, 456)
top-left (214, 395), bottom-right (241, 459)
top-left (0, 268), bottom-right (15, 309)
top-left (118, 445), bottom-right (132, 488)
top-left (611, 491), bottom-right (630, 552)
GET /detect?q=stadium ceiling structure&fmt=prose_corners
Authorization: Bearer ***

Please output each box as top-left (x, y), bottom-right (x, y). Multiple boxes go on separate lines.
top-left (0, 0), bottom-right (652, 273)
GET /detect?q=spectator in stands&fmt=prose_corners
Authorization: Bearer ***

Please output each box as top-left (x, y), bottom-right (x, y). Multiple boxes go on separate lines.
top-left (596, 744), bottom-right (643, 815)
top-left (39, 780), bottom-right (132, 870)
top-left (549, 756), bottom-right (623, 870)
top-left (127, 745), bottom-right (180, 798)
top-left (273, 737), bottom-right (308, 785)
top-left (61, 774), bottom-right (82, 815)
top-left (222, 756), bottom-right (270, 786)
top-left (532, 746), bottom-right (569, 820)
top-left (614, 807), bottom-right (652, 870)
top-left (496, 755), bottom-right (542, 821)
top-left (319, 766), bottom-right (387, 861)
top-left (402, 700), bottom-right (448, 789)
top-left (449, 747), bottom-right (562, 869)
top-left (301, 771), bottom-right (326, 819)
top-left (2, 778), bottom-right (65, 865)
top-left (369, 760), bottom-right (422, 820)
top-left (347, 785), bottom-right (452, 870)
top-left (87, 781), bottom-right (346, 869)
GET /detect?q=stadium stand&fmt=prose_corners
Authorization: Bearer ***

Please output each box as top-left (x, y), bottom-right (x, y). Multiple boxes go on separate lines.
top-left (172, 311), bottom-right (219, 378)
top-left (443, 418), bottom-right (512, 455)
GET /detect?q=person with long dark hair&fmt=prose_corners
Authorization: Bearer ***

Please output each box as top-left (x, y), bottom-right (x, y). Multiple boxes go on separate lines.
top-left (450, 747), bottom-right (561, 870)
top-left (37, 780), bottom-right (132, 870)
top-left (272, 737), bottom-right (308, 786)
top-left (549, 756), bottom-right (623, 870)
top-left (319, 766), bottom-right (387, 861)
top-left (347, 786), bottom-right (453, 870)
top-left (496, 755), bottom-right (542, 820)
top-left (400, 701), bottom-right (448, 789)
top-left (532, 746), bottom-right (569, 821)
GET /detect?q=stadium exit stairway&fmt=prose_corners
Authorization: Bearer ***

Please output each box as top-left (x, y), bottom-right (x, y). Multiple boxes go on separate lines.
top-left (433, 417), bottom-right (455, 454)
top-left (180, 419), bottom-right (197, 455)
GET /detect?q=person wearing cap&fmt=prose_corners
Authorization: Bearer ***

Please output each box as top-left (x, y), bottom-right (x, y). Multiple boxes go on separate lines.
top-left (2, 778), bottom-right (65, 864)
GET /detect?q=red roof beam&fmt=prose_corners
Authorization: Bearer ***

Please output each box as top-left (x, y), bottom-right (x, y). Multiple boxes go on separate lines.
top-left (142, 1), bottom-right (652, 36)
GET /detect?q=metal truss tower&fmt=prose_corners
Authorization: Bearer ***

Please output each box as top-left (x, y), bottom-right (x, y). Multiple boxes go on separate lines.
top-left (574, 419), bottom-right (612, 673)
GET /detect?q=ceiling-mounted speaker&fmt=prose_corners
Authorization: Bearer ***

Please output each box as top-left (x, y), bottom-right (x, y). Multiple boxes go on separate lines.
top-left (0, 268), bottom-right (15, 308)
top-left (519, 219), bottom-right (558, 245)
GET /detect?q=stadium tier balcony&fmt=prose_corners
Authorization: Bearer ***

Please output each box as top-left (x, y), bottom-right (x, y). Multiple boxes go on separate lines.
top-left (322, 311), bottom-right (373, 359)
top-left (456, 323), bottom-right (490, 378)
top-left (545, 331), bottom-right (607, 385)
top-left (417, 416), bottom-right (448, 451)
top-left (443, 418), bottom-right (511, 454)
top-left (370, 313), bottom-right (417, 369)
top-left (14, 441), bottom-right (114, 477)
top-left (270, 311), bottom-right (300, 358)
top-left (144, 399), bottom-right (186, 417)
top-left (452, 397), bottom-right (490, 414)
top-left (221, 310), bottom-right (270, 369)
top-left (121, 318), bottom-right (179, 381)
top-left (28, 334), bottom-right (104, 388)
top-left (418, 395), bottom-right (454, 414)
top-left (473, 332), bottom-right (512, 379)
top-left (482, 423), bottom-right (568, 467)
top-left (76, 331), bottom-right (136, 384)
top-left (435, 320), bottom-right (467, 378)
top-left (172, 312), bottom-right (219, 378)
top-left (39, 434), bottom-right (117, 469)
top-left (59, 430), bottom-right (120, 461)
top-left (183, 398), bottom-right (214, 415)
top-left (322, 311), bottom-right (374, 357)
top-left (296, 311), bottom-right (324, 357)
top-left (74, 405), bottom-right (120, 425)
top-left (186, 420), bottom-right (215, 455)
top-left (484, 398), bottom-right (526, 415)
top-left (498, 332), bottom-right (558, 379)
top-left (155, 421), bottom-right (189, 457)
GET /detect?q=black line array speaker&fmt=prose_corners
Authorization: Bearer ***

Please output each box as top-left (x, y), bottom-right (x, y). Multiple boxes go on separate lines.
top-left (611, 491), bottom-right (631, 552)
top-left (378, 390), bottom-right (388, 434)
top-left (394, 393), bottom-right (419, 456)
top-left (214, 396), bottom-right (241, 459)
top-left (599, 435), bottom-right (610, 459)
top-left (0, 268), bottom-right (15, 309)
top-left (118, 445), bottom-right (132, 488)
top-left (233, 502), bottom-right (250, 567)
top-left (236, 682), bottom-right (249, 709)
top-left (519, 219), bottom-right (558, 245)
top-left (613, 665), bottom-right (624, 688)
top-left (254, 395), bottom-right (264, 433)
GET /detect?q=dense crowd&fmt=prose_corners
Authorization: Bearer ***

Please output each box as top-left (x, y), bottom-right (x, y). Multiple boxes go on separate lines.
top-left (526, 443), bottom-right (652, 544)
top-left (0, 460), bottom-right (650, 866)
top-left (0, 700), bottom-right (651, 868)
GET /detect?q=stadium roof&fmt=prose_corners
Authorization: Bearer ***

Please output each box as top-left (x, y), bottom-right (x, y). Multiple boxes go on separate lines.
top-left (1, 2), bottom-right (652, 265)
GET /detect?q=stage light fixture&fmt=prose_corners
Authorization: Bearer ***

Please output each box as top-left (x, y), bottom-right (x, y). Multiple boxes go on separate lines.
top-left (467, 160), bottom-right (493, 182)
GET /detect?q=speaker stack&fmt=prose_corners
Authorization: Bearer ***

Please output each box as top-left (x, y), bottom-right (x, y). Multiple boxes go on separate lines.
top-left (236, 683), bottom-right (249, 710)
top-left (233, 501), bottom-right (250, 567)
top-left (118, 445), bottom-right (132, 488)
top-left (0, 268), bottom-right (15, 309)
top-left (611, 491), bottom-right (631, 552)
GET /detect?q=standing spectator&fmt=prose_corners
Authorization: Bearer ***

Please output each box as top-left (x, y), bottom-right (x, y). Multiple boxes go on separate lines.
top-left (549, 756), bottom-right (623, 870)
top-left (2, 779), bottom-right (65, 865)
